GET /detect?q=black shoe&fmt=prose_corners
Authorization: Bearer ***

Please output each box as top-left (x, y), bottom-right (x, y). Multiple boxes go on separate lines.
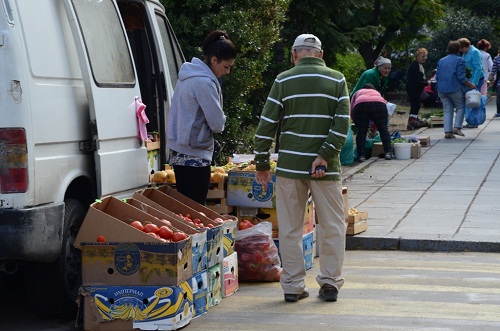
top-left (319, 284), bottom-right (338, 302)
top-left (463, 123), bottom-right (478, 128)
top-left (385, 152), bottom-right (393, 160)
top-left (284, 288), bottom-right (309, 302)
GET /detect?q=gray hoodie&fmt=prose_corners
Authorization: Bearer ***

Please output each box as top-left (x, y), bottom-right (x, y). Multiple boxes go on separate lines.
top-left (167, 57), bottom-right (226, 161)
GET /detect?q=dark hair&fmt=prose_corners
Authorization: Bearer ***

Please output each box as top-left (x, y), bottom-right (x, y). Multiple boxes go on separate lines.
top-left (202, 30), bottom-right (237, 62)
top-left (447, 41), bottom-right (461, 54)
top-left (477, 39), bottom-right (491, 51)
top-left (362, 83), bottom-right (375, 89)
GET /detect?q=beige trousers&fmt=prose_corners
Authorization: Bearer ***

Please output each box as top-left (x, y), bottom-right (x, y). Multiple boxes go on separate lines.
top-left (276, 177), bottom-right (346, 295)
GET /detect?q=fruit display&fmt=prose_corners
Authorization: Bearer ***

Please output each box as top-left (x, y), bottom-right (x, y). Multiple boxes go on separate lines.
top-left (152, 169), bottom-right (176, 183)
top-left (234, 221), bottom-right (282, 282)
top-left (127, 218), bottom-right (187, 242)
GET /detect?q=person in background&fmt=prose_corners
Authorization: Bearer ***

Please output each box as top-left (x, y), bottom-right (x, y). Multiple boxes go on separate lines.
top-left (254, 34), bottom-right (349, 303)
top-left (167, 30), bottom-right (237, 204)
top-left (477, 39), bottom-right (493, 96)
top-left (351, 84), bottom-right (392, 161)
top-left (457, 38), bottom-right (484, 129)
top-left (422, 69), bottom-right (442, 108)
top-left (406, 48), bottom-right (429, 130)
top-left (488, 48), bottom-right (500, 118)
top-left (350, 56), bottom-right (392, 98)
top-left (436, 41), bottom-right (476, 139)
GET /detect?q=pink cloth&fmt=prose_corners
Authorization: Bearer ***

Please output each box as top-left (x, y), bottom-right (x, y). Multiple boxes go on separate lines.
top-left (350, 88), bottom-right (387, 117)
top-left (134, 97), bottom-right (149, 141)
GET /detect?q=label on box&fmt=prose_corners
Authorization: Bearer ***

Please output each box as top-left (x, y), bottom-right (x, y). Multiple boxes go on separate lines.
top-left (227, 171), bottom-right (276, 208)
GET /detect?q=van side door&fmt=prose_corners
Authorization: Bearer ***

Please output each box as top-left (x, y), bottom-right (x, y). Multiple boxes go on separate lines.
top-left (63, 0), bottom-right (147, 197)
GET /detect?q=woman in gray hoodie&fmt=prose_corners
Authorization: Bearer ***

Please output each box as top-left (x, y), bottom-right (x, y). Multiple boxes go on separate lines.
top-left (167, 30), bottom-right (237, 204)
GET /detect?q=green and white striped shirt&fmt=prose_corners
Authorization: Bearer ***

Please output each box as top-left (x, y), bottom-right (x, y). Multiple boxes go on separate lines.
top-left (254, 57), bottom-right (350, 181)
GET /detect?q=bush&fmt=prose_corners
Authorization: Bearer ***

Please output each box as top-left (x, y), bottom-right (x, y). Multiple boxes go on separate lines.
top-left (334, 53), bottom-right (365, 92)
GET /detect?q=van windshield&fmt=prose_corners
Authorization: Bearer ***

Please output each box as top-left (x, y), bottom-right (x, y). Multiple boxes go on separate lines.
top-left (72, 0), bottom-right (135, 86)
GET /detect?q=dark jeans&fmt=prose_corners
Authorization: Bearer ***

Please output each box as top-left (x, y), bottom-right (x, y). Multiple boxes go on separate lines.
top-left (408, 88), bottom-right (423, 116)
top-left (497, 85), bottom-right (500, 114)
top-left (352, 102), bottom-right (392, 158)
top-left (172, 165), bottom-right (211, 205)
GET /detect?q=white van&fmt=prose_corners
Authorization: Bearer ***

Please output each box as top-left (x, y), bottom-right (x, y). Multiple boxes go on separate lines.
top-left (0, 0), bottom-right (184, 318)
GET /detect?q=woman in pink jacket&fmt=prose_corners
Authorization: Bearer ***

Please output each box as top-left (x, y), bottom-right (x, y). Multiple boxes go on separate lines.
top-left (351, 84), bottom-right (392, 162)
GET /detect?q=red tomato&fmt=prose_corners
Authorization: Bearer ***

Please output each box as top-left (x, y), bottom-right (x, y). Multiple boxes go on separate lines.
top-left (171, 232), bottom-right (188, 242)
top-left (158, 225), bottom-right (174, 240)
top-left (184, 214), bottom-right (191, 220)
top-left (96, 235), bottom-right (106, 242)
top-left (192, 218), bottom-right (202, 224)
top-left (130, 220), bottom-right (144, 231)
top-left (213, 217), bottom-right (224, 224)
top-left (143, 223), bottom-right (160, 234)
top-left (147, 232), bottom-right (159, 238)
top-left (206, 223), bottom-right (214, 228)
top-left (159, 219), bottom-right (172, 226)
top-left (239, 222), bottom-right (251, 230)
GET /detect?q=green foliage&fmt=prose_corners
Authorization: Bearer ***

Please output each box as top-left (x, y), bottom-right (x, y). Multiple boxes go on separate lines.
top-left (334, 53), bottom-right (365, 92)
top-left (422, 7), bottom-right (495, 72)
top-left (161, 0), bottom-right (290, 164)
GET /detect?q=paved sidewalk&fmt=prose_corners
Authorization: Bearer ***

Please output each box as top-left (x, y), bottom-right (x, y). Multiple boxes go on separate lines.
top-left (343, 99), bottom-right (500, 252)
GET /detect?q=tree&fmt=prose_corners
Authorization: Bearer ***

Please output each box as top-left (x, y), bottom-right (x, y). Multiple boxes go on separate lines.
top-left (423, 7), bottom-right (495, 72)
top-left (161, 0), bottom-right (291, 163)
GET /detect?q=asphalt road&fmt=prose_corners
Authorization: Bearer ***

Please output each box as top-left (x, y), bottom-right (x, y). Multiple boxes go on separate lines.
top-left (2, 250), bottom-right (500, 331)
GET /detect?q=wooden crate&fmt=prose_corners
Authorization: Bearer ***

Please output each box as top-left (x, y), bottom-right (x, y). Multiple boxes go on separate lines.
top-left (346, 211), bottom-right (368, 224)
top-left (429, 116), bottom-right (444, 128)
top-left (206, 198), bottom-right (233, 214)
top-left (346, 220), bottom-right (368, 236)
top-left (207, 179), bottom-right (226, 199)
top-left (419, 135), bottom-right (430, 147)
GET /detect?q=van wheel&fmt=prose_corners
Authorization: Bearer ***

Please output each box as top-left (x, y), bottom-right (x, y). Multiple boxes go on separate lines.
top-left (23, 199), bottom-right (85, 320)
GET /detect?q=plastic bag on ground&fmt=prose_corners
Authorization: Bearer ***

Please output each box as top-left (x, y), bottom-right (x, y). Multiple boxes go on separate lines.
top-left (235, 221), bottom-right (282, 282)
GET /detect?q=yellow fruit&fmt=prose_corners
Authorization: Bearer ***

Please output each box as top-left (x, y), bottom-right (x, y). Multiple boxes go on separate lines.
top-left (165, 169), bottom-right (176, 184)
top-left (211, 172), bottom-right (225, 183)
top-left (153, 171), bottom-right (167, 182)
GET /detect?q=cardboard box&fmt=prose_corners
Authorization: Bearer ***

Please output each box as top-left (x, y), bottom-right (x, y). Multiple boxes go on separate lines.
top-left (158, 186), bottom-right (238, 258)
top-left (227, 170), bottom-right (276, 208)
top-left (346, 220), bottom-right (368, 236)
top-left (411, 142), bottom-right (421, 159)
top-left (419, 135), bottom-right (430, 147)
top-left (371, 142), bottom-right (384, 158)
top-left (273, 231), bottom-right (314, 268)
top-left (126, 198), bottom-right (208, 274)
top-left (80, 282), bottom-right (193, 331)
top-left (222, 252), bottom-right (239, 297)
top-left (75, 196), bottom-right (193, 286)
top-left (135, 189), bottom-right (223, 268)
top-left (303, 231), bottom-right (314, 270)
top-left (190, 270), bottom-right (209, 319)
top-left (207, 263), bottom-right (222, 308)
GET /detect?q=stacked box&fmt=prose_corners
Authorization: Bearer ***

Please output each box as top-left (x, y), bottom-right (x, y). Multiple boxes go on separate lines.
top-left (346, 209), bottom-right (368, 235)
top-left (227, 170), bottom-right (277, 208)
top-left (135, 189), bottom-right (223, 268)
top-left (126, 198), bottom-right (208, 274)
top-left (302, 232), bottom-right (314, 270)
top-left (190, 270), bottom-right (209, 318)
top-left (158, 186), bottom-right (238, 258)
top-left (222, 252), bottom-right (239, 297)
top-left (273, 231), bottom-right (314, 269)
top-left (80, 282), bottom-right (193, 331)
top-left (75, 196), bottom-right (193, 286)
top-left (419, 135), bottom-right (430, 147)
top-left (207, 263), bottom-right (222, 307)
top-left (206, 175), bottom-right (233, 214)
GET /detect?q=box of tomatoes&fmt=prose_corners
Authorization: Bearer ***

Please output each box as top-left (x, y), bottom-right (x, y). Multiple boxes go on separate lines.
top-left (75, 196), bottom-right (193, 286)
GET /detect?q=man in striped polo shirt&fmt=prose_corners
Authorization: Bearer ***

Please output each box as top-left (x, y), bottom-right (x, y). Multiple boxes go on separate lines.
top-left (254, 34), bottom-right (350, 302)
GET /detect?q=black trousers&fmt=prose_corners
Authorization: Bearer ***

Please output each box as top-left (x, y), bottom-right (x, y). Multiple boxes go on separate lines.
top-left (352, 102), bottom-right (392, 157)
top-left (172, 165), bottom-right (211, 205)
top-left (408, 88), bottom-right (423, 116)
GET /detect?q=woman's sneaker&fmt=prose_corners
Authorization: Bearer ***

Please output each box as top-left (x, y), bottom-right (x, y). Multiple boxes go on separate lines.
top-left (385, 152), bottom-right (392, 160)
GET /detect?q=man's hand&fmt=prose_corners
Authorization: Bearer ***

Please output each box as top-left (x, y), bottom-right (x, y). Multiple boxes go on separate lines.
top-left (255, 170), bottom-right (272, 185)
top-left (310, 155), bottom-right (327, 178)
